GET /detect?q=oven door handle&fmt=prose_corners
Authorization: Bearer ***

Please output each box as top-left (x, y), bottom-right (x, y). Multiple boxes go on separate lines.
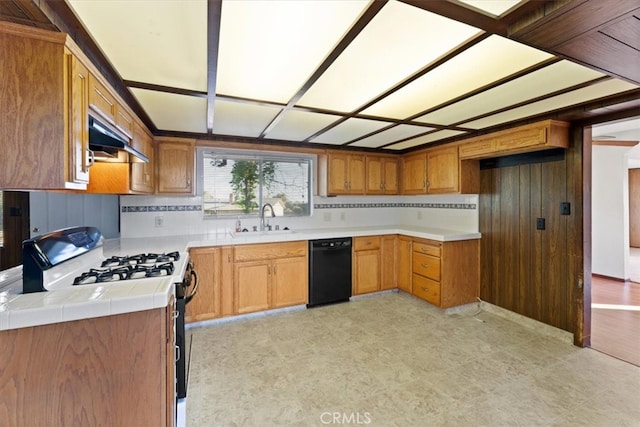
top-left (185, 269), bottom-right (198, 304)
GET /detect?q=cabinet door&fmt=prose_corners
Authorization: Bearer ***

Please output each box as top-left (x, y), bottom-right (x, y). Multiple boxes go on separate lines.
top-left (383, 158), bottom-right (398, 194)
top-left (349, 154), bottom-right (365, 194)
top-left (381, 235), bottom-right (396, 290)
top-left (234, 261), bottom-right (270, 314)
top-left (402, 153), bottom-right (427, 194)
top-left (66, 51), bottom-right (90, 184)
top-left (165, 298), bottom-right (176, 426)
top-left (328, 153), bottom-right (349, 194)
top-left (397, 236), bottom-right (412, 293)
top-left (366, 156), bottom-right (384, 194)
top-left (88, 73), bottom-right (117, 124)
top-left (272, 256), bottom-right (308, 308)
top-left (157, 139), bottom-right (195, 194)
top-left (353, 249), bottom-right (381, 295)
top-left (130, 122), bottom-right (154, 193)
top-left (186, 247), bottom-right (221, 322)
top-left (426, 146), bottom-right (459, 194)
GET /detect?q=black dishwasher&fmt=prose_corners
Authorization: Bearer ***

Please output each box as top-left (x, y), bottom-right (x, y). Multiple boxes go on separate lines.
top-left (308, 237), bottom-right (352, 307)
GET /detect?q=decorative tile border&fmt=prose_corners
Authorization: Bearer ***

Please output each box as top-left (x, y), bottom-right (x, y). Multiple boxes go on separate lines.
top-left (122, 202), bottom-right (476, 213)
top-left (313, 202), bottom-right (476, 210)
top-left (121, 205), bottom-right (201, 213)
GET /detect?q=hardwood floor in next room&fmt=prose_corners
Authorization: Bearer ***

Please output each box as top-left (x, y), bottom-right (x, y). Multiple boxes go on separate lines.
top-left (591, 273), bottom-right (640, 367)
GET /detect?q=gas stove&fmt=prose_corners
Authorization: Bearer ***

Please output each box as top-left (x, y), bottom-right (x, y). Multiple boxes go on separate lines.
top-left (72, 252), bottom-right (180, 286)
top-left (21, 226), bottom-right (183, 293)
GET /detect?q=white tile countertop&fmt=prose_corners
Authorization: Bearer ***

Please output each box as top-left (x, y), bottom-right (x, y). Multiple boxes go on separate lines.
top-left (0, 226), bottom-right (479, 331)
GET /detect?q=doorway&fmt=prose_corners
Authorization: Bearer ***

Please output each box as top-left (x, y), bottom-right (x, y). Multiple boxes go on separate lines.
top-left (0, 191), bottom-right (30, 270)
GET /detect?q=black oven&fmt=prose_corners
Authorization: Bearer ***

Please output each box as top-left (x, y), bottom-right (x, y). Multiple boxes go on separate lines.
top-left (175, 260), bottom-right (197, 400)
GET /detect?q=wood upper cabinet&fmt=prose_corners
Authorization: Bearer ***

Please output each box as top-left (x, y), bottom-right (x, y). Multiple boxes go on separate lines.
top-left (156, 137), bottom-right (195, 194)
top-left (0, 23), bottom-right (91, 190)
top-left (410, 237), bottom-right (479, 309)
top-left (186, 247), bottom-right (222, 322)
top-left (366, 155), bottom-right (398, 195)
top-left (396, 236), bottom-right (412, 293)
top-left (328, 152), bottom-right (365, 195)
top-left (426, 146), bottom-right (459, 194)
top-left (402, 153), bottom-right (427, 194)
top-left (353, 236), bottom-right (382, 295)
top-left (402, 147), bottom-right (460, 194)
top-left (458, 120), bottom-right (570, 160)
top-left (130, 121), bottom-right (155, 193)
top-left (88, 73), bottom-right (117, 125)
top-left (233, 241), bottom-right (307, 314)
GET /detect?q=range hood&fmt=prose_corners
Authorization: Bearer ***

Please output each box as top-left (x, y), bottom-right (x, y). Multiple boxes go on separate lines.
top-left (89, 116), bottom-right (149, 163)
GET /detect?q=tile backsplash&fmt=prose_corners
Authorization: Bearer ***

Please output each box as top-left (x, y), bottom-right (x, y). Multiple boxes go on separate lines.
top-left (119, 194), bottom-right (478, 238)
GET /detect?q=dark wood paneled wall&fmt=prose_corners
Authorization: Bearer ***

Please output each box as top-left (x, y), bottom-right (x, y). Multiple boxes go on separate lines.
top-left (479, 143), bottom-right (583, 335)
top-left (1, 191), bottom-right (29, 270)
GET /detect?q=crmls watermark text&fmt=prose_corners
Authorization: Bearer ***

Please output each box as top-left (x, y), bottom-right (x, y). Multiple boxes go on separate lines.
top-left (320, 412), bottom-right (372, 425)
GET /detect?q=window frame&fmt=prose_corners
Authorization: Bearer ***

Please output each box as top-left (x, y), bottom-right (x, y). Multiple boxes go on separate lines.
top-left (197, 147), bottom-right (315, 219)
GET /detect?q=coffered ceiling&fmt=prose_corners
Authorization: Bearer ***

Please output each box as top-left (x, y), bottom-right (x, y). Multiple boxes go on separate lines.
top-left (3, 0), bottom-right (640, 152)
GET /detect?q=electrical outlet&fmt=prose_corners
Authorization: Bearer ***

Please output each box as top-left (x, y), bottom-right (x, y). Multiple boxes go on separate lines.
top-left (536, 217), bottom-right (545, 230)
top-left (323, 212), bottom-right (331, 222)
top-left (560, 202), bottom-right (571, 215)
top-left (417, 211), bottom-right (423, 220)
top-left (340, 211), bottom-right (346, 221)
top-left (155, 216), bottom-right (164, 228)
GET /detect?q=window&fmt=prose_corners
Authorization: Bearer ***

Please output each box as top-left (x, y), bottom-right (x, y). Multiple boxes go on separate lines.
top-left (202, 151), bottom-right (311, 218)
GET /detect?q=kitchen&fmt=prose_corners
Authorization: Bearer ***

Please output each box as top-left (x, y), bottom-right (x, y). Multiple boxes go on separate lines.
top-left (1, 0), bottom-right (640, 426)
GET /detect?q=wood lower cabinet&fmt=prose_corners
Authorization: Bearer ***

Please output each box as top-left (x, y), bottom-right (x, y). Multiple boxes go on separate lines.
top-left (411, 237), bottom-right (480, 308)
top-left (353, 236), bottom-right (382, 295)
top-left (156, 137), bottom-right (195, 194)
top-left (397, 235), bottom-right (412, 293)
top-left (0, 306), bottom-right (175, 426)
top-left (186, 247), bottom-right (222, 322)
top-left (233, 241), bottom-right (307, 314)
top-left (381, 235), bottom-right (397, 290)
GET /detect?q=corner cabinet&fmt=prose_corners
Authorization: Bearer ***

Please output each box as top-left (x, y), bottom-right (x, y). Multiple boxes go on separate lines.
top-left (0, 23), bottom-right (91, 190)
top-left (401, 147), bottom-right (460, 194)
top-left (411, 237), bottom-right (480, 309)
top-left (156, 137), bottom-right (196, 195)
top-left (233, 241), bottom-right (308, 314)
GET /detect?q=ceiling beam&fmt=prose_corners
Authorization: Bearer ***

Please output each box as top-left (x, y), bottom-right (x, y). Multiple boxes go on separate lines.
top-left (399, 0), bottom-right (507, 34)
top-left (207, 0), bottom-right (222, 133)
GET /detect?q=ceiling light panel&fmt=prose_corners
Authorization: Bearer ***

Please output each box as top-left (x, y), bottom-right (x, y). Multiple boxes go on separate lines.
top-left (362, 35), bottom-right (554, 119)
top-left (416, 61), bottom-right (605, 125)
top-left (349, 124), bottom-right (433, 148)
top-left (130, 89), bottom-right (207, 133)
top-left (211, 101), bottom-right (281, 138)
top-left (310, 118), bottom-right (391, 145)
top-left (461, 79), bottom-right (639, 129)
top-left (457, 0), bottom-right (524, 17)
top-left (265, 110), bottom-right (342, 142)
top-left (69, 0), bottom-right (207, 91)
top-left (217, 0), bottom-right (369, 103)
top-left (385, 130), bottom-right (467, 150)
top-left (297, 1), bottom-right (481, 112)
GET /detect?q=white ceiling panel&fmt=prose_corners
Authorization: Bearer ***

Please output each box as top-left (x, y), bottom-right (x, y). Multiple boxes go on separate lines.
top-left (69, 0), bottom-right (207, 91)
top-left (310, 117), bottom-right (390, 145)
top-left (211, 101), bottom-right (281, 138)
top-left (298, 1), bottom-right (481, 112)
top-left (131, 89), bottom-right (207, 133)
top-left (265, 110), bottom-right (342, 142)
top-left (385, 130), bottom-right (468, 150)
top-left (362, 35), bottom-right (554, 119)
top-left (216, 0), bottom-right (369, 103)
top-left (461, 79), bottom-right (639, 129)
top-left (416, 61), bottom-right (605, 125)
top-left (349, 124), bottom-right (432, 148)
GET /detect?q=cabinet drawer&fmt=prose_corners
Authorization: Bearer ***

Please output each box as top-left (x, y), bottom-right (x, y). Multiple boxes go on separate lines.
top-left (412, 241), bottom-right (441, 257)
top-left (412, 274), bottom-right (440, 306)
top-left (234, 241), bottom-right (306, 262)
top-left (412, 252), bottom-right (440, 281)
top-left (353, 236), bottom-right (381, 251)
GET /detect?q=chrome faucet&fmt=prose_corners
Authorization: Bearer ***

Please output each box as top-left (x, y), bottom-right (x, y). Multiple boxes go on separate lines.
top-left (260, 203), bottom-right (275, 231)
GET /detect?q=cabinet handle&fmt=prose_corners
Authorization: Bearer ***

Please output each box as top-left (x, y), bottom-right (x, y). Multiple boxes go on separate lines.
top-left (421, 263), bottom-right (429, 269)
top-left (227, 253), bottom-right (231, 263)
top-left (175, 345), bottom-right (181, 362)
top-left (344, 181), bottom-right (349, 190)
top-left (423, 180), bottom-right (426, 189)
top-left (87, 149), bottom-right (95, 169)
top-left (187, 178), bottom-right (191, 186)
top-left (421, 287), bottom-right (429, 292)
